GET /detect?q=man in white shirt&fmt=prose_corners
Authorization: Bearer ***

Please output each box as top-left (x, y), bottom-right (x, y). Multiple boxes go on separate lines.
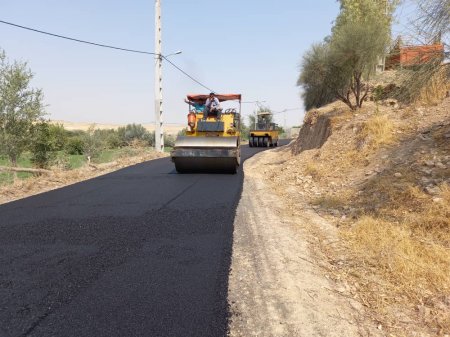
top-left (204, 92), bottom-right (221, 120)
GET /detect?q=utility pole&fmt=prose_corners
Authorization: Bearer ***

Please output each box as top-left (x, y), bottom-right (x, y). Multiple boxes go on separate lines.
top-left (154, 0), bottom-right (163, 152)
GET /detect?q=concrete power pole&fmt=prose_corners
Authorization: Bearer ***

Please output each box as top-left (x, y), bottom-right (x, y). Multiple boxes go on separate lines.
top-left (154, 0), bottom-right (163, 152)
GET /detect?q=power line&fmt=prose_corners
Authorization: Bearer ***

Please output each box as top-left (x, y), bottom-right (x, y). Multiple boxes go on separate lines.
top-left (162, 55), bottom-right (214, 92)
top-left (0, 19), bottom-right (155, 55)
top-left (0, 19), bottom-right (215, 92)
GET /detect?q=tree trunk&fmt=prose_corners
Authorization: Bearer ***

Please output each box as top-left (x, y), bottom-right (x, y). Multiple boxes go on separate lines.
top-left (0, 166), bottom-right (52, 175)
top-left (10, 156), bottom-right (18, 180)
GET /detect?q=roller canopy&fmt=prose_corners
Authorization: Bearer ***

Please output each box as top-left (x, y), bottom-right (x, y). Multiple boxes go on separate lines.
top-left (187, 94), bottom-right (241, 103)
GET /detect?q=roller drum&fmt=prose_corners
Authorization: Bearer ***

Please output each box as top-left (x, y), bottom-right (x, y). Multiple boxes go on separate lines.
top-left (171, 136), bottom-right (240, 174)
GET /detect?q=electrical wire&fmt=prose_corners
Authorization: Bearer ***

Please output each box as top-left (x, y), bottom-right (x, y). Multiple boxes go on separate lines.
top-left (162, 55), bottom-right (214, 92)
top-left (0, 19), bottom-right (216, 92)
top-left (0, 19), bottom-right (156, 55)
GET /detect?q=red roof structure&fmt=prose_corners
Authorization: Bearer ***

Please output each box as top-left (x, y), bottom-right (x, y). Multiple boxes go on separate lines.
top-left (187, 94), bottom-right (241, 104)
top-left (386, 43), bottom-right (444, 69)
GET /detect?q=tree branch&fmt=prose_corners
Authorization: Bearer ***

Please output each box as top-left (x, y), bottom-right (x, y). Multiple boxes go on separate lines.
top-left (0, 166), bottom-right (52, 175)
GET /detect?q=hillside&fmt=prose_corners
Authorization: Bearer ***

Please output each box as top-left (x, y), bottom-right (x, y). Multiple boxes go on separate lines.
top-left (249, 95), bottom-right (449, 336)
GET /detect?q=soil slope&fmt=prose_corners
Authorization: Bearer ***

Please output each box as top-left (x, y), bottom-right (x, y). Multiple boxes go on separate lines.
top-left (229, 96), bottom-right (449, 337)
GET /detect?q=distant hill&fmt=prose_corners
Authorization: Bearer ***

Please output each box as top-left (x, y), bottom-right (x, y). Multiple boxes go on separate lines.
top-left (50, 120), bottom-right (185, 135)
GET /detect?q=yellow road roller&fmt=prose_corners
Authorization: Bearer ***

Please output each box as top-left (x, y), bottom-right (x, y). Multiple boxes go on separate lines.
top-left (249, 111), bottom-right (279, 147)
top-left (171, 93), bottom-right (242, 174)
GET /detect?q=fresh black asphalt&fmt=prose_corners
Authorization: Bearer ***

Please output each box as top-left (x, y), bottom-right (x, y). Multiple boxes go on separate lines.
top-left (0, 142), bottom-right (287, 337)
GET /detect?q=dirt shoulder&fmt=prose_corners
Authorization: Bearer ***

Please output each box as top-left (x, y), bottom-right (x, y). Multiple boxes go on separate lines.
top-left (229, 95), bottom-right (449, 337)
top-left (0, 151), bottom-right (168, 205)
top-left (228, 149), bottom-right (382, 337)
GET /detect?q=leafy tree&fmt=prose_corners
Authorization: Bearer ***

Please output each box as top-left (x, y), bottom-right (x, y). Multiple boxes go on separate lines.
top-left (334, 0), bottom-right (397, 32)
top-left (297, 42), bottom-right (335, 110)
top-left (105, 130), bottom-right (122, 149)
top-left (0, 50), bottom-right (45, 166)
top-left (240, 120), bottom-right (249, 141)
top-left (248, 114), bottom-right (256, 130)
top-left (30, 121), bottom-right (57, 169)
top-left (328, 15), bottom-right (391, 109)
top-left (65, 137), bottom-right (85, 155)
top-left (117, 123), bottom-right (153, 146)
top-left (297, 0), bottom-right (396, 110)
top-left (82, 125), bottom-right (104, 161)
top-left (48, 123), bottom-right (68, 151)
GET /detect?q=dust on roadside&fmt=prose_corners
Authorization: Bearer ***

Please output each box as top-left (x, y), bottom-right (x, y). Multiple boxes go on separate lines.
top-left (0, 150), bottom-right (168, 205)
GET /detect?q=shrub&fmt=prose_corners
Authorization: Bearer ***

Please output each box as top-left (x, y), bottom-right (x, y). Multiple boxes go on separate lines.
top-left (65, 137), bottom-right (85, 155)
top-left (30, 122), bottom-right (57, 169)
top-left (164, 133), bottom-right (176, 148)
top-left (48, 123), bottom-right (68, 151)
top-left (117, 124), bottom-right (154, 147)
top-left (82, 125), bottom-right (105, 160)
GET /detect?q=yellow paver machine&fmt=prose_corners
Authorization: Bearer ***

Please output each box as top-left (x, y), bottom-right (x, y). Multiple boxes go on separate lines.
top-left (171, 94), bottom-right (242, 174)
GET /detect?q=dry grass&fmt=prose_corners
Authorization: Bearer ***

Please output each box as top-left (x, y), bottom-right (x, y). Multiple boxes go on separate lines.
top-left (342, 214), bottom-right (450, 335)
top-left (416, 66), bottom-right (450, 106)
top-left (345, 216), bottom-right (450, 298)
top-left (358, 113), bottom-right (396, 150)
top-left (304, 162), bottom-right (323, 179)
top-left (342, 173), bottom-right (450, 334)
top-left (311, 195), bottom-right (347, 209)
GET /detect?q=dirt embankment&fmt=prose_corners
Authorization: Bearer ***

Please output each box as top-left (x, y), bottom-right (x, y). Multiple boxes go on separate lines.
top-left (230, 97), bottom-right (449, 337)
top-left (291, 109), bottom-right (334, 155)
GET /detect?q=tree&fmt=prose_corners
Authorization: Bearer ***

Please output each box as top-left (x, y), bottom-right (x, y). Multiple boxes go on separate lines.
top-left (30, 121), bottom-right (57, 169)
top-left (48, 123), bottom-right (68, 151)
top-left (0, 50), bottom-right (45, 166)
top-left (65, 136), bottom-right (85, 155)
top-left (415, 0), bottom-right (450, 41)
top-left (297, 0), bottom-right (395, 110)
top-left (240, 120), bottom-right (250, 141)
top-left (248, 114), bottom-right (256, 130)
top-left (297, 42), bottom-right (335, 110)
top-left (117, 123), bottom-right (153, 146)
top-left (334, 0), bottom-right (397, 31)
top-left (82, 125), bottom-right (104, 161)
top-left (328, 16), bottom-right (391, 109)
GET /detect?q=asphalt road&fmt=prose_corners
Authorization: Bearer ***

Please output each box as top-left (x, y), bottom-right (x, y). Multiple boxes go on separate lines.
top-left (0, 142), bottom-right (287, 337)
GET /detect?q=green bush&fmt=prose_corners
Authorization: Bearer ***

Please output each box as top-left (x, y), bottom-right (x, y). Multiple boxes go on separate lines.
top-left (106, 131), bottom-right (123, 149)
top-left (65, 137), bottom-right (85, 155)
top-left (164, 133), bottom-right (176, 148)
top-left (48, 123), bottom-right (68, 151)
top-left (30, 122), bottom-right (57, 169)
top-left (82, 126), bottom-right (105, 159)
top-left (118, 124), bottom-right (154, 146)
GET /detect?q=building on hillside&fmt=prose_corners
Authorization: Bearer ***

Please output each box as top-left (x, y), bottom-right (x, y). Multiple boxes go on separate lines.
top-left (385, 37), bottom-right (445, 69)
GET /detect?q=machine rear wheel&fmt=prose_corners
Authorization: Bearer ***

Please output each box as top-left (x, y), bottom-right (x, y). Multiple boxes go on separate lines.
top-left (258, 137), bottom-right (263, 147)
top-left (249, 137), bottom-right (254, 147)
top-left (263, 137), bottom-right (268, 147)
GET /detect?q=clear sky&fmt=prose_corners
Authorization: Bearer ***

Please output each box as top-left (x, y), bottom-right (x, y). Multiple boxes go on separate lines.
top-left (1, 1), bottom-right (341, 127)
